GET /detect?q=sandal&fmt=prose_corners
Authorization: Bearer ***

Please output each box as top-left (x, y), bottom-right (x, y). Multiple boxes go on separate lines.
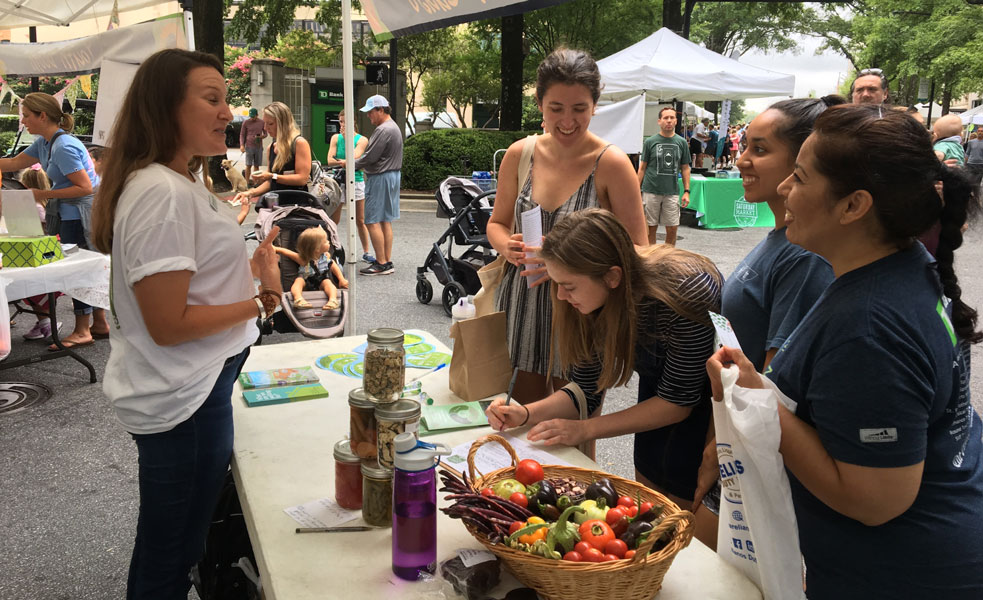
top-left (323, 299), bottom-right (340, 311)
top-left (293, 297), bottom-right (313, 309)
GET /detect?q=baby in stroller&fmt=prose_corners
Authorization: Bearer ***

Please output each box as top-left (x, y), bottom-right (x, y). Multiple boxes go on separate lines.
top-left (274, 226), bottom-right (349, 311)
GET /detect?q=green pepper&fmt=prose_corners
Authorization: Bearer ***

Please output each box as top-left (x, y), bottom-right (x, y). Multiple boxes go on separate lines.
top-left (556, 495), bottom-right (572, 510)
top-left (548, 505), bottom-right (585, 554)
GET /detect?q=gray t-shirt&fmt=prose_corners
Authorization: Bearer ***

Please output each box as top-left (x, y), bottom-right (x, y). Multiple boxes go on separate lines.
top-left (640, 133), bottom-right (690, 196)
top-left (354, 117), bottom-right (403, 174)
top-left (721, 227), bottom-right (833, 370)
top-left (967, 138), bottom-right (983, 165)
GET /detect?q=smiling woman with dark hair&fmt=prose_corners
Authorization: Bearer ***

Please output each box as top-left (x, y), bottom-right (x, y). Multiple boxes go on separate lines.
top-left (91, 48), bottom-right (282, 598)
top-left (708, 105), bottom-right (983, 598)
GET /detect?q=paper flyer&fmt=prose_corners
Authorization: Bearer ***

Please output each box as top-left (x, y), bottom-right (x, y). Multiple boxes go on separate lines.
top-left (442, 432), bottom-right (572, 476)
top-left (520, 205), bottom-right (545, 287)
top-left (709, 311), bottom-right (742, 351)
top-left (422, 401), bottom-right (489, 431)
top-left (284, 497), bottom-right (360, 529)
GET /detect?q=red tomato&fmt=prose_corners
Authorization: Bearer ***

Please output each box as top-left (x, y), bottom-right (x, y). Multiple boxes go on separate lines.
top-left (624, 550), bottom-right (636, 560)
top-left (583, 548), bottom-right (605, 563)
top-left (514, 459), bottom-right (545, 486)
top-left (508, 521), bottom-right (524, 536)
top-left (605, 507), bottom-right (629, 536)
top-left (509, 492), bottom-right (529, 508)
top-left (480, 487), bottom-right (496, 498)
top-left (626, 505), bottom-right (638, 518)
top-left (617, 496), bottom-right (636, 509)
top-left (603, 553), bottom-right (620, 562)
top-left (574, 541), bottom-right (593, 556)
top-left (562, 551), bottom-right (583, 562)
top-left (603, 539), bottom-right (628, 559)
top-left (639, 501), bottom-right (655, 517)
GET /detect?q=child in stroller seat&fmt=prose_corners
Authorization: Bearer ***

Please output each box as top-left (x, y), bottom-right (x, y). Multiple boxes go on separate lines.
top-left (274, 227), bottom-right (349, 310)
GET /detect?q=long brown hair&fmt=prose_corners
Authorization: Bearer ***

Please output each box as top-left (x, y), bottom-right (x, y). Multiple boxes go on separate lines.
top-left (265, 101), bottom-right (301, 173)
top-left (810, 105), bottom-right (981, 343)
top-left (91, 49), bottom-right (222, 254)
top-left (540, 209), bottom-right (722, 389)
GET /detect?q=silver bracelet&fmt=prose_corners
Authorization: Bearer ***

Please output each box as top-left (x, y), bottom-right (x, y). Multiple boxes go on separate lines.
top-left (253, 297), bottom-right (266, 320)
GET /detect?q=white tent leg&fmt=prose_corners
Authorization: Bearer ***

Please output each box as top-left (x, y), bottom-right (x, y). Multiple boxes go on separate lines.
top-left (342, 0), bottom-right (357, 334)
top-left (183, 8), bottom-right (195, 51)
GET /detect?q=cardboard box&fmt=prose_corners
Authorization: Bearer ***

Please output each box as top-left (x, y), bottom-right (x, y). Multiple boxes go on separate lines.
top-left (0, 236), bottom-right (65, 268)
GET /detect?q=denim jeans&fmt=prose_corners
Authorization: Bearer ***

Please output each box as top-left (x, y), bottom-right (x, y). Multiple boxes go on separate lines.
top-left (126, 348), bottom-right (250, 599)
top-left (59, 219), bottom-right (93, 316)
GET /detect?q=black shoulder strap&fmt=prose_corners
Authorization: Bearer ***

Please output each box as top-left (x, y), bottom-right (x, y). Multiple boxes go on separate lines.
top-left (309, 259), bottom-right (322, 277)
top-left (44, 130), bottom-right (67, 171)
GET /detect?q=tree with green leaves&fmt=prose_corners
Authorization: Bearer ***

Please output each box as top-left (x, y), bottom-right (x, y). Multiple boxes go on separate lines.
top-left (398, 28), bottom-right (455, 134)
top-left (421, 28), bottom-right (501, 128)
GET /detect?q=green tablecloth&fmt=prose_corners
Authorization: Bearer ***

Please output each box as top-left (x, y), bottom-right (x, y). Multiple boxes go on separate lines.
top-left (679, 175), bottom-right (775, 229)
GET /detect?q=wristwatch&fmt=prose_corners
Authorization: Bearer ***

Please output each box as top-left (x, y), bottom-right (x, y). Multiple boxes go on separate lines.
top-left (683, 189), bottom-right (690, 193)
top-left (272, 173), bottom-right (278, 181)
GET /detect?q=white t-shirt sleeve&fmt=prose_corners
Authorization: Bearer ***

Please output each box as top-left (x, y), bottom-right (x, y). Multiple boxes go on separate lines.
top-left (117, 173), bottom-right (199, 286)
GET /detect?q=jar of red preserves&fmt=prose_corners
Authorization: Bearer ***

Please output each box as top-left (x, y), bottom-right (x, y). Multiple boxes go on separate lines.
top-left (333, 439), bottom-right (362, 510)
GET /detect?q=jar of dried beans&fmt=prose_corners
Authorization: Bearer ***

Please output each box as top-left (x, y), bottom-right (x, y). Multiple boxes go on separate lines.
top-left (348, 387), bottom-right (377, 460)
top-left (375, 399), bottom-right (421, 469)
top-left (361, 461), bottom-right (393, 527)
top-left (363, 328), bottom-right (405, 402)
top-left (333, 439), bottom-right (362, 510)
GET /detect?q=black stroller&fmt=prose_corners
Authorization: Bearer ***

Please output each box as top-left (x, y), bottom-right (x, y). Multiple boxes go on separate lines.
top-left (415, 177), bottom-right (497, 316)
top-left (251, 190), bottom-right (348, 339)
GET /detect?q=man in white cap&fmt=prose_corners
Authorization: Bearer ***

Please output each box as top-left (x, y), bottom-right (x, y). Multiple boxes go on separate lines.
top-left (354, 94), bottom-right (403, 275)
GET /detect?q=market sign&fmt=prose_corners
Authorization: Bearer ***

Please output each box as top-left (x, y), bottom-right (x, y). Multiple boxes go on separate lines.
top-left (361, 0), bottom-right (571, 40)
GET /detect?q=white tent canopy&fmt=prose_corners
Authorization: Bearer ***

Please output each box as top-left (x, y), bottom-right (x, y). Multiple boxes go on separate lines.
top-left (597, 28), bottom-right (795, 102)
top-left (960, 104), bottom-right (983, 126)
top-left (0, 0), bottom-right (165, 29)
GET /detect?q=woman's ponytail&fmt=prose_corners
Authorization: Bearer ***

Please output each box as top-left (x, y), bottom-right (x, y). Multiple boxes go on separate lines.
top-left (59, 112), bottom-right (75, 133)
top-left (935, 165), bottom-right (982, 343)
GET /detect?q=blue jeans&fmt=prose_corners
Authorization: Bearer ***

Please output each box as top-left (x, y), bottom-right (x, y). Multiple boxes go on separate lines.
top-left (59, 219), bottom-right (93, 316)
top-left (126, 348), bottom-right (250, 599)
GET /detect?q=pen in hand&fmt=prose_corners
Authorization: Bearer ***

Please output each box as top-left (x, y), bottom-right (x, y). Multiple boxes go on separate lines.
top-left (500, 367), bottom-right (520, 431)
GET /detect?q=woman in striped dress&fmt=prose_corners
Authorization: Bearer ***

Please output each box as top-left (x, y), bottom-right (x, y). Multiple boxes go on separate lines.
top-left (487, 209), bottom-right (721, 507)
top-left (488, 48), bottom-right (647, 404)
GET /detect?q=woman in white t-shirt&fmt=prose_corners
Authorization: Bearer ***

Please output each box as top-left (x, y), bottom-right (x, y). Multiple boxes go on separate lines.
top-left (91, 49), bottom-right (282, 599)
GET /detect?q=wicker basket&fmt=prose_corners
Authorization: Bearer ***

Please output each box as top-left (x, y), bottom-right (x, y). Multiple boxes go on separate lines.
top-left (463, 435), bottom-right (694, 600)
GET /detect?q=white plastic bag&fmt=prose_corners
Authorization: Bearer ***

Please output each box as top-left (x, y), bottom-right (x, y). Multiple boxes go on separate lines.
top-left (714, 365), bottom-right (804, 599)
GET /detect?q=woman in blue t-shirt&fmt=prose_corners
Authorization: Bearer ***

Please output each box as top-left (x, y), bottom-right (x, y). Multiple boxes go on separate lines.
top-left (708, 105), bottom-right (983, 598)
top-left (691, 97), bottom-right (842, 549)
top-left (0, 92), bottom-right (108, 348)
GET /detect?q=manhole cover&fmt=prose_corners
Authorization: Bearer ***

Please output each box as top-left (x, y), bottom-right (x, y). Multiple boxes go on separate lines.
top-left (0, 383), bottom-right (52, 415)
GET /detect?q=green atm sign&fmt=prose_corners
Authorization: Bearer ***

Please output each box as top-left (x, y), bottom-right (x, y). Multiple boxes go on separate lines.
top-left (314, 86), bottom-right (344, 103)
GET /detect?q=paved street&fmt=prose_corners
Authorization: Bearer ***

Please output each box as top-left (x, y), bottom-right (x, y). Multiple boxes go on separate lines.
top-left (2, 198), bottom-right (983, 598)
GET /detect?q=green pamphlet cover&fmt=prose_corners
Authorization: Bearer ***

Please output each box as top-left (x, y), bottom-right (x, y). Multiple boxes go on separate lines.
top-left (238, 366), bottom-right (320, 389)
top-left (243, 383), bottom-right (329, 407)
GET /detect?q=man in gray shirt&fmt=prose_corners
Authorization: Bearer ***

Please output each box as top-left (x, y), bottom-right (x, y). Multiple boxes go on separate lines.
top-left (354, 95), bottom-right (403, 275)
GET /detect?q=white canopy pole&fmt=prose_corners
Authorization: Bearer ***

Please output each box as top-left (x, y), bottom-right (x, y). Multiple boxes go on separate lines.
top-left (342, 0), bottom-right (357, 334)
top-left (183, 5), bottom-right (195, 51)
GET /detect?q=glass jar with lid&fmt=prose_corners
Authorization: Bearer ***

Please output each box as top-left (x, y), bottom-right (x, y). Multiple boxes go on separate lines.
top-left (333, 439), bottom-right (362, 510)
top-left (361, 461), bottom-right (393, 527)
top-left (348, 388), bottom-right (377, 460)
top-left (363, 328), bottom-right (405, 402)
top-left (375, 399), bottom-right (422, 469)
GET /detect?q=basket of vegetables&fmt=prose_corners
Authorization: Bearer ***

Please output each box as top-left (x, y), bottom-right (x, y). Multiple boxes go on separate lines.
top-left (440, 435), bottom-right (694, 600)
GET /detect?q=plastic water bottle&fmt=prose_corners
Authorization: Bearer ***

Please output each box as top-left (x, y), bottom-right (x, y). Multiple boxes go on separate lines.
top-left (451, 297), bottom-right (475, 325)
top-left (391, 433), bottom-right (450, 580)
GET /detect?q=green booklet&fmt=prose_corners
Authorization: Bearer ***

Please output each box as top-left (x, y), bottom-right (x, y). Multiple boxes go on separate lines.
top-left (243, 383), bottom-right (329, 407)
top-left (421, 401), bottom-right (489, 432)
top-left (238, 366), bottom-right (320, 390)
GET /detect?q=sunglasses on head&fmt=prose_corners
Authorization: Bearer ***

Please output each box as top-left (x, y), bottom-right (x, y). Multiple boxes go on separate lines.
top-left (859, 68), bottom-right (884, 76)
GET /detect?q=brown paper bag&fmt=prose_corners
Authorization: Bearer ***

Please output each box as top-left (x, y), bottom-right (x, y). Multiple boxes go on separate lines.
top-left (472, 255), bottom-right (506, 318)
top-left (449, 311), bottom-right (512, 401)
